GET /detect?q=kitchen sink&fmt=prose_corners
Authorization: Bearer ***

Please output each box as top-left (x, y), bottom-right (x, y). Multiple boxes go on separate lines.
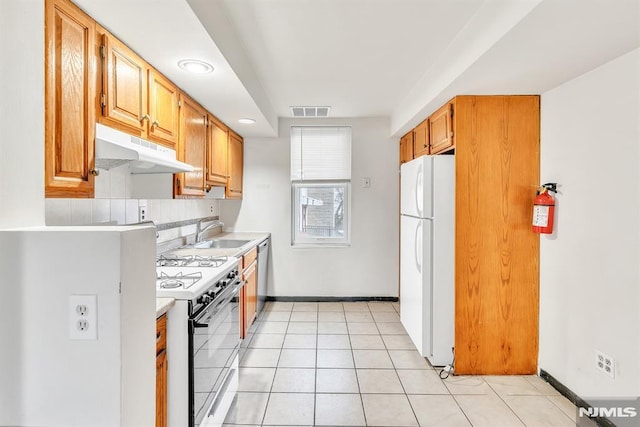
top-left (188, 239), bottom-right (251, 249)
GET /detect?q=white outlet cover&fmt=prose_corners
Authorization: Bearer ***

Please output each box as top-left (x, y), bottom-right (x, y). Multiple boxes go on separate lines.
top-left (595, 350), bottom-right (615, 378)
top-left (69, 295), bottom-right (98, 340)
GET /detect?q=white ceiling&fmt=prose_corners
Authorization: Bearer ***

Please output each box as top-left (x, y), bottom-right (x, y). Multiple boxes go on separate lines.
top-left (74, 0), bottom-right (639, 138)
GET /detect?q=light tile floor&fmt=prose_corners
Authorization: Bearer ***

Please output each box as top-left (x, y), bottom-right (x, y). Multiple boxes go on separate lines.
top-left (223, 301), bottom-right (583, 427)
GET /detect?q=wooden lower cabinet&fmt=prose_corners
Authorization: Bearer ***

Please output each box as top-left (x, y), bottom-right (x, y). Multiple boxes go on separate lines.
top-left (156, 314), bottom-right (167, 427)
top-left (243, 261), bottom-right (258, 332)
top-left (240, 247), bottom-right (258, 338)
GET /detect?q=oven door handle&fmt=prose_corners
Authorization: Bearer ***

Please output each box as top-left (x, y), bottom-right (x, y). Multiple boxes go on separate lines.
top-left (192, 282), bottom-right (240, 327)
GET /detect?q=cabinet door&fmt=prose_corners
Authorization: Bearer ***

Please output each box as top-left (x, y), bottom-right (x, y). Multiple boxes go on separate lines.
top-left (155, 349), bottom-right (167, 427)
top-left (429, 101), bottom-right (455, 154)
top-left (207, 116), bottom-right (229, 186)
top-left (175, 94), bottom-right (206, 197)
top-left (148, 70), bottom-right (179, 148)
top-left (226, 132), bottom-right (243, 199)
top-left (100, 32), bottom-right (147, 136)
top-left (413, 119), bottom-right (430, 158)
top-left (243, 261), bottom-right (257, 331)
top-left (45, 0), bottom-right (96, 198)
top-left (399, 131), bottom-right (414, 165)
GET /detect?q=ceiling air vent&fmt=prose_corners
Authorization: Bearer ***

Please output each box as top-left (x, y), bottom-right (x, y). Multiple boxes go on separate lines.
top-left (290, 106), bottom-right (331, 118)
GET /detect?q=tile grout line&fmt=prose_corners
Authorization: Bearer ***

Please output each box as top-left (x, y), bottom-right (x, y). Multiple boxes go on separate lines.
top-left (258, 304), bottom-right (291, 427)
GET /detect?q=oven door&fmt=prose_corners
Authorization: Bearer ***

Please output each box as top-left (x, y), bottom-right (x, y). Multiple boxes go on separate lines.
top-left (189, 280), bottom-right (241, 427)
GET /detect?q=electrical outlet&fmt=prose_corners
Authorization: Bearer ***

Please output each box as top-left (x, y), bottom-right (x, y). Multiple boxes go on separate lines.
top-left (210, 204), bottom-right (214, 214)
top-left (138, 206), bottom-right (147, 222)
top-left (69, 295), bottom-right (97, 340)
top-left (595, 350), bottom-right (615, 378)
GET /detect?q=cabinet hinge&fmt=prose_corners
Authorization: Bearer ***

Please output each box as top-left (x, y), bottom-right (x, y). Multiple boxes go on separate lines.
top-left (178, 99), bottom-right (182, 108)
top-left (100, 93), bottom-right (106, 108)
top-left (99, 44), bottom-right (106, 60)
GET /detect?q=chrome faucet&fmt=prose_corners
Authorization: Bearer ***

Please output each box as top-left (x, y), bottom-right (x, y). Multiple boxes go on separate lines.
top-left (195, 219), bottom-right (224, 242)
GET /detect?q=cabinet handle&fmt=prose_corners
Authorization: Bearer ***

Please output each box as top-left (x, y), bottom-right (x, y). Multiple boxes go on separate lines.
top-left (139, 114), bottom-right (151, 123)
top-left (89, 169), bottom-right (100, 177)
top-left (152, 119), bottom-right (159, 128)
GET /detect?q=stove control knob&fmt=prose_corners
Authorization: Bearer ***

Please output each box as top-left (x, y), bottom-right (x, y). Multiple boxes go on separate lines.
top-left (220, 280), bottom-right (228, 288)
top-left (201, 294), bottom-right (212, 304)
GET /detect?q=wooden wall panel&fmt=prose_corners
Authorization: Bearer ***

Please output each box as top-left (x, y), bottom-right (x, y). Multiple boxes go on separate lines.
top-left (454, 96), bottom-right (540, 374)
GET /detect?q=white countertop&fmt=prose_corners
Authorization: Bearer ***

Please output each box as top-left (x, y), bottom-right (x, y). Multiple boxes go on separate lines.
top-left (167, 231), bottom-right (270, 258)
top-left (156, 297), bottom-right (175, 318)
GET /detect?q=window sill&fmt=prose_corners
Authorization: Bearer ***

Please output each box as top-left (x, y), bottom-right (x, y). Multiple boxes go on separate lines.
top-left (291, 243), bottom-right (351, 249)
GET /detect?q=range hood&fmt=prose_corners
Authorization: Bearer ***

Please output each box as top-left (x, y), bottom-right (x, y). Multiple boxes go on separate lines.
top-left (95, 123), bottom-right (194, 174)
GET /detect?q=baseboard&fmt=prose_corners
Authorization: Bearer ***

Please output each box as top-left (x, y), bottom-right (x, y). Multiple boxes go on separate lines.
top-left (265, 296), bottom-right (398, 302)
top-left (540, 369), bottom-right (617, 427)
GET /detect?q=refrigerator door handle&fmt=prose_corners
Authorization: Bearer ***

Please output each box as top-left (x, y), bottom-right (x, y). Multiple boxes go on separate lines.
top-left (415, 163), bottom-right (423, 217)
top-left (414, 221), bottom-right (422, 273)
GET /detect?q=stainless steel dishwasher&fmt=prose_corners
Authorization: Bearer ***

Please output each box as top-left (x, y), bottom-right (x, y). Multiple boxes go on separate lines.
top-left (257, 238), bottom-right (270, 316)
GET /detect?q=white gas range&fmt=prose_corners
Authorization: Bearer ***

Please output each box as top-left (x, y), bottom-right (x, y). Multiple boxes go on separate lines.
top-left (156, 253), bottom-right (242, 427)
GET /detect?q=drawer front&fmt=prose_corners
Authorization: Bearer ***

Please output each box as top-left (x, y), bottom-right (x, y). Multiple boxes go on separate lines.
top-left (242, 246), bottom-right (257, 270)
top-left (242, 259), bottom-right (257, 282)
top-left (156, 314), bottom-right (167, 355)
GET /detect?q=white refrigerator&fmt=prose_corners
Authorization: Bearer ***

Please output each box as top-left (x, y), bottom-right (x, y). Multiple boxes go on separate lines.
top-left (400, 155), bottom-right (455, 366)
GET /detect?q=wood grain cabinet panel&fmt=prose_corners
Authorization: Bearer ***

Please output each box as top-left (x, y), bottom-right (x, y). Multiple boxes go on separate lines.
top-left (429, 101), bottom-right (455, 154)
top-left (98, 31), bottom-right (179, 148)
top-left (148, 70), bottom-right (179, 147)
top-left (100, 33), bottom-right (148, 136)
top-left (453, 95), bottom-right (540, 375)
top-left (156, 314), bottom-right (167, 427)
top-left (243, 260), bottom-right (258, 334)
top-left (413, 119), bottom-right (430, 158)
top-left (175, 94), bottom-right (207, 197)
top-left (226, 131), bottom-right (244, 199)
top-left (399, 131), bottom-right (414, 165)
top-left (45, 0), bottom-right (96, 198)
top-left (206, 116), bottom-right (229, 186)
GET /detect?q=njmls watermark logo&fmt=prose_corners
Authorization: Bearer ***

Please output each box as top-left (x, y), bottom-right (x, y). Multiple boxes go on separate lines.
top-left (577, 397), bottom-right (639, 427)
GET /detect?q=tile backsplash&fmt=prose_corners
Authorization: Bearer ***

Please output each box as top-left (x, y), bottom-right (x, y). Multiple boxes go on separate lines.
top-left (46, 198), bottom-right (221, 243)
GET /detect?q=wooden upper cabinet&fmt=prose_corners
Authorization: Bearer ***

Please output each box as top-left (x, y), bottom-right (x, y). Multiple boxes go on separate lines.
top-left (99, 32), bottom-right (147, 136)
top-left (45, 0), bottom-right (96, 198)
top-left (413, 119), bottom-right (430, 158)
top-left (175, 94), bottom-right (207, 197)
top-left (429, 100), bottom-right (455, 154)
top-left (98, 31), bottom-right (178, 148)
top-left (226, 131), bottom-right (244, 199)
top-left (399, 131), bottom-right (414, 165)
top-left (148, 70), bottom-right (180, 147)
top-left (206, 116), bottom-right (229, 186)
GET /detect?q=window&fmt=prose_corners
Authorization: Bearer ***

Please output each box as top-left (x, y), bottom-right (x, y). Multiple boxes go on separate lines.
top-left (291, 126), bottom-right (351, 246)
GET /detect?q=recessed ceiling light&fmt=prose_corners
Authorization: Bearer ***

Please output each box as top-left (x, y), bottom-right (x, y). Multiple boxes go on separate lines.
top-left (238, 118), bottom-right (256, 124)
top-left (177, 59), bottom-right (214, 74)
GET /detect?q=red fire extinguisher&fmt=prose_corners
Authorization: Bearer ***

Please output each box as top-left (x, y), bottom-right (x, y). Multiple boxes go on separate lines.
top-left (532, 183), bottom-right (557, 234)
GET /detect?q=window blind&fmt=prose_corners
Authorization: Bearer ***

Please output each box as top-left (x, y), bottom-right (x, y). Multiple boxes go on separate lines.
top-left (290, 126), bottom-right (351, 181)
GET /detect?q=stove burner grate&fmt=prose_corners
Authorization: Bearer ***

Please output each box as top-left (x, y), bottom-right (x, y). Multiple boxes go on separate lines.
top-left (157, 271), bottom-right (203, 289)
top-left (157, 254), bottom-right (229, 267)
top-left (160, 278), bottom-right (184, 289)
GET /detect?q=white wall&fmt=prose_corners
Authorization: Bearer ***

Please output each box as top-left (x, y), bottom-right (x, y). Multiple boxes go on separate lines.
top-left (0, 0), bottom-right (45, 228)
top-left (539, 48), bottom-right (640, 398)
top-left (0, 227), bottom-right (156, 426)
top-left (220, 117), bottom-right (399, 297)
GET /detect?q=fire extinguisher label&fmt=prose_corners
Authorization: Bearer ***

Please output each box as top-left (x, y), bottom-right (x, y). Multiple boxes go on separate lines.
top-left (533, 205), bottom-right (550, 227)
